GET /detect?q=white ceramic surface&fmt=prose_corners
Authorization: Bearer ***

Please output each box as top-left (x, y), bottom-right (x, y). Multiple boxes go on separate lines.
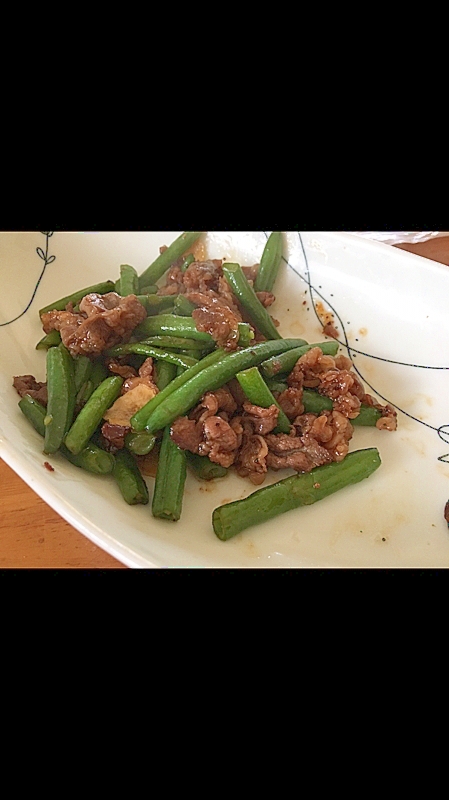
top-left (1, 230), bottom-right (449, 568)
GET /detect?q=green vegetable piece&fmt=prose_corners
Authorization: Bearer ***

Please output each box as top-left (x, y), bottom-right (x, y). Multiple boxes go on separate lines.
top-left (254, 231), bottom-right (283, 293)
top-left (353, 405), bottom-right (382, 427)
top-left (259, 341), bottom-right (338, 379)
top-left (180, 253), bottom-right (195, 273)
top-left (131, 348), bottom-right (226, 432)
top-left (222, 262), bottom-right (282, 340)
top-left (18, 395), bottom-right (114, 475)
top-left (186, 451), bottom-right (228, 481)
top-left (44, 345), bottom-right (76, 454)
top-left (212, 448), bottom-right (382, 540)
top-left (155, 361), bottom-right (177, 391)
top-left (134, 313), bottom-right (216, 344)
top-left (105, 341), bottom-right (198, 370)
top-left (138, 335), bottom-right (214, 351)
top-left (173, 295), bottom-right (196, 316)
top-left (136, 338), bottom-right (314, 435)
top-left (59, 442), bottom-right (115, 474)
top-left (142, 294), bottom-right (177, 315)
top-left (35, 330), bottom-right (62, 350)
top-left (302, 388), bottom-right (333, 414)
top-left (236, 366), bottom-right (291, 434)
top-left (139, 284), bottom-right (159, 295)
top-left (124, 430), bottom-right (157, 456)
top-left (138, 231), bottom-right (203, 290)
top-left (119, 264), bottom-right (139, 296)
top-left (73, 355), bottom-right (93, 393)
top-left (151, 426), bottom-right (187, 521)
top-left (64, 375), bottom-right (123, 455)
top-left (112, 449), bottom-right (149, 505)
top-left (39, 281), bottom-right (115, 317)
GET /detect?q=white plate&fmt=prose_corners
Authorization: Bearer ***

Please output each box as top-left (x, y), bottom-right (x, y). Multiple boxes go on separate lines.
top-left (1, 230), bottom-right (449, 569)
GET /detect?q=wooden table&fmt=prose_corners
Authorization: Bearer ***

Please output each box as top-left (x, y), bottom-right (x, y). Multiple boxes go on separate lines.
top-left (2, 234), bottom-right (449, 569)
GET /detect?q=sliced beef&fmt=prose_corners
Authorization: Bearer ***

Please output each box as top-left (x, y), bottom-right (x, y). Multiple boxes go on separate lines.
top-left (13, 375), bottom-right (48, 406)
top-left (41, 292), bottom-right (146, 357)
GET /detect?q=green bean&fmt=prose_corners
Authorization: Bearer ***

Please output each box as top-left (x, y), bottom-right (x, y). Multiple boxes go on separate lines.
top-left (18, 395), bottom-right (114, 474)
top-left (18, 394), bottom-right (47, 437)
top-left (131, 348), bottom-right (228, 432)
top-left (136, 338), bottom-right (314, 435)
top-left (173, 295), bottom-right (196, 316)
top-left (134, 314), bottom-right (217, 344)
top-left (119, 263), bottom-right (139, 296)
top-left (44, 345), bottom-right (76, 454)
top-left (236, 366), bottom-right (291, 434)
top-left (134, 314), bottom-right (254, 349)
top-left (64, 376), bottom-right (123, 455)
top-left (180, 253), bottom-right (195, 273)
top-left (124, 430), bottom-right (157, 456)
top-left (105, 342), bottom-right (198, 370)
top-left (302, 389), bottom-right (382, 426)
top-left (35, 330), bottom-right (62, 350)
top-left (254, 231), bottom-right (283, 293)
top-left (112, 449), bottom-right (149, 505)
top-left (59, 442), bottom-right (115, 474)
top-left (212, 448), bottom-right (382, 540)
top-left (302, 388), bottom-right (333, 415)
top-left (265, 378), bottom-right (289, 394)
top-left (151, 426), bottom-right (186, 521)
top-left (142, 294), bottom-right (177, 315)
top-left (353, 405), bottom-right (382, 426)
top-left (137, 335), bottom-right (215, 352)
top-left (222, 262), bottom-right (282, 340)
top-left (138, 231), bottom-right (203, 289)
top-left (259, 341), bottom-right (338, 379)
top-left (139, 284), bottom-right (159, 295)
top-left (186, 451), bottom-right (228, 481)
top-left (73, 355), bottom-right (93, 393)
top-left (39, 281), bottom-right (115, 316)
top-left (155, 361), bottom-right (178, 391)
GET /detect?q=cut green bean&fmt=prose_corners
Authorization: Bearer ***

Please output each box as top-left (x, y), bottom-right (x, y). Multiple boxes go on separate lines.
top-left (212, 448), bottom-right (382, 540)
top-left (236, 366), bottom-right (291, 434)
top-left (39, 281), bottom-right (115, 317)
top-left (173, 295), bottom-right (196, 316)
top-left (186, 451), bottom-right (228, 481)
top-left (64, 375), bottom-right (123, 455)
top-left (134, 314), bottom-right (254, 348)
top-left (222, 262), bottom-right (282, 340)
top-left (73, 355), bottom-right (93, 393)
top-left (44, 345), bottom-right (76, 454)
top-left (105, 342), bottom-right (198, 370)
top-left (134, 314), bottom-right (217, 344)
top-left (259, 341), bottom-right (338, 379)
top-left (151, 426), bottom-right (186, 521)
top-left (131, 348), bottom-right (226, 432)
top-left (35, 330), bottom-right (62, 350)
top-left (137, 335), bottom-right (215, 352)
top-left (112, 449), bottom-right (149, 505)
top-left (353, 405), bottom-right (382, 426)
top-left (302, 389), bottom-right (382, 425)
top-left (136, 338), bottom-right (314, 435)
top-left (59, 442), bottom-right (115, 474)
top-left (142, 294), bottom-right (177, 315)
top-left (254, 231), bottom-right (283, 293)
top-left (124, 430), bottom-right (157, 456)
top-left (180, 253), bottom-right (195, 273)
top-left (138, 231), bottom-right (203, 289)
top-left (155, 361), bottom-right (178, 391)
top-left (265, 378), bottom-right (289, 394)
top-left (119, 263), bottom-right (139, 296)
top-left (19, 395), bottom-right (114, 474)
top-left (139, 284), bottom-right (159, 295)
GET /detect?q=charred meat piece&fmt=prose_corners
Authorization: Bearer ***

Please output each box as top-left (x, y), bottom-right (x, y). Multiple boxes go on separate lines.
top-left (13, 375), bottom-right (48, 406)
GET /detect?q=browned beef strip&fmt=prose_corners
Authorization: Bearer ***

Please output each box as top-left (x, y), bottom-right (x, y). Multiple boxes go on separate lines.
top-left (182, 260), bottom-right (223, 293)
top-left (41, 292), bottom-right (146, 357)
top-left (100, 423), bottom-right (131, 451)
top-left (170, 417), bottom-right (204, 454)
top-left (13, 375), bottom-right (48, 406)
top-left (241, 402), bottom-right (279, 435)
top-left (199, 416), bottom-right (240, 467)
top-left (275, 387), bottom-right (304, 420)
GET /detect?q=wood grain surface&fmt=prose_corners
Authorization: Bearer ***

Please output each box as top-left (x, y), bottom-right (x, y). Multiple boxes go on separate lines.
top-left (2, 234), bottom-right (449, 569)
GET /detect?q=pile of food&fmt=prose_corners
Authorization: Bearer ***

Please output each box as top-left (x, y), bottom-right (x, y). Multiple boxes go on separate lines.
top-left (13, 232), bottom-right (397, 540)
